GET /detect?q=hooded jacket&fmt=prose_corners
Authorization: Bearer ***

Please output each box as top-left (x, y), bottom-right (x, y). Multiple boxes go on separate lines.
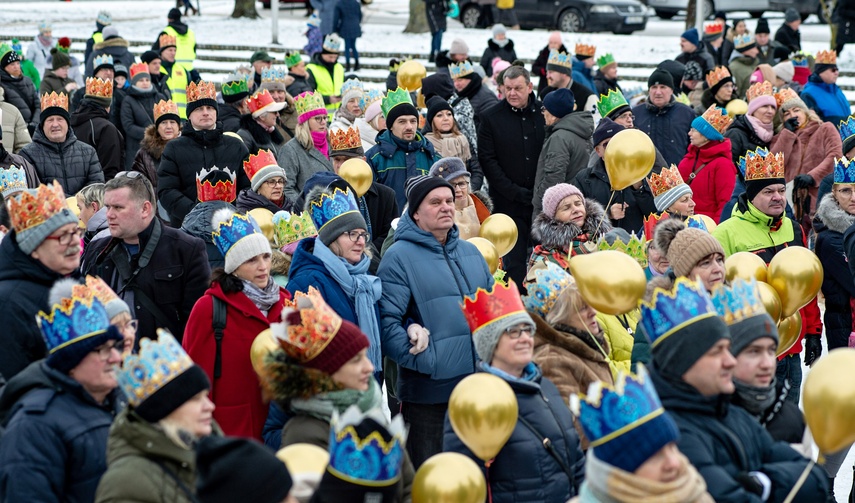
top-left (814, 194), bottom-right (855, 350)
top-left (529, 198), bottom-right (611, 273)
top-left (85, 36), bottom-right (136, 77)
top-left (632, 97), bottom-right (695, 167)
top-left (571, 58), bottom-right (596, 94)
top-left (677, 138), bottom-right (736, 223)
top-left (774, 23), bottom-right (801, 53)
top-left (20, 125), bottom-right (103, 196)
top-left (0, 68), bottom-right (40, 128)
top-left (480, 39), bottom-right (517, 77)
top-left (532, 111), bottom-right (594, 217)
top-left (801, 74), bottom-right (851, 126)
top-left (0, 87), bottom-right (31, 153)
top-left (70, 100), bottom-right (125, 180)
top-left (131, 124), bottom-right (169, 191)
top-left (456, 74), bottom-right (499, 122)
top-left (120, 87), bottom-right (165, 171)
top-left (278, 136), bottom-right (335, 203)
top-left (180, 200), bottom-right (234, 270)
top-left (676, 47), bottom-right (715, 77)
top-left (724, 114), bottom-right (770, 167)
top-left (574, 158), bottom-right (657, 234)
top-left (365, 130), bottom-right (441, 210)
top-left (728, 55), bottom-right (759, 101)
top-left (704, 38), bottom-right (735, 67)
top-left (218, 103), bottom-right (242, 134)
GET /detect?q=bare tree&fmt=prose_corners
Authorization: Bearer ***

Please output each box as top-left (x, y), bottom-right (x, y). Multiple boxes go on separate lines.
top-left (232, 0), bottom-right (260, 18)
top-left (405, 0), bottom-right (430, 33)
top-left (685, 0), bottom-right (696, 29)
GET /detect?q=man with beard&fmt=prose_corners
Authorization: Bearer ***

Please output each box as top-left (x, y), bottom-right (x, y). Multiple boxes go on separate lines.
top-left (531, 32), bottom-right (566, 95)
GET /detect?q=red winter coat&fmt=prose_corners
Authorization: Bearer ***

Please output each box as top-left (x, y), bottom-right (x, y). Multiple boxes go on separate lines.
top-left (183, 282), bottom-right (290, 440)
top-left (677, 138), bottom-right (736, 224)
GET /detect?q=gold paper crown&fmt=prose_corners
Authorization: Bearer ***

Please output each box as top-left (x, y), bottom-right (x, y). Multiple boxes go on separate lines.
top-left (705, 66), bottom-right (731, 89)
top-left (711, 278), bottom-right (768, 325)
top-left (186, 81), bottom-right (216, 103)
top-left (80, 275), bottom-right (122, 308)
top-left (117, 329), bottom-right (196, 407)
top-left (329, 126), bottom-right (362, 151)
top-left (153, 99), bottom-right (179, 121)
top-left (575, 43), bottom-right (596, 57)
top-left (273, 211), bottom-right (317, 247)
top-left (7, 181), bottom-right (72, 234)
top-left (746, 81), bottom-right (774, 102)
top-left (85, 77), bottom-right (113, 99)
top-left (271, 287), bottom-right (343, 363)
top-left (647, 165), bottom-right (685, 198)
top-left (40, 91), bottom-right (68, 112)
top-left (774, 88), bottom-right (801, 109)
top-left (158, 33), bottom-right (177, 48)
top-left (744, 151), bottom-right (785, 181)
top-left (700, 104), bottom-right (733, 134)
top-left (816, 50), bottom-right (837, 65)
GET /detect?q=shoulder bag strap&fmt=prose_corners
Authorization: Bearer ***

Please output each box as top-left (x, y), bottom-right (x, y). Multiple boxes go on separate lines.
top-left (151, 459), bottom-right (198, 502)
top-left (517, 415), bottom-right (575, 488)
top-left (686, 162), bottom-right (708, 186)
top-left (212, 296), bottom-right (227, 379)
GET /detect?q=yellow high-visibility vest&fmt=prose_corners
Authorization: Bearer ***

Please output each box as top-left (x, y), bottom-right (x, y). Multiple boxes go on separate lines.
top-left (91, 32), bottom-right (104, 45)
top-left (306, 62), bottom-right (344, 115)
top-left (163, 26), bottom-right (197, 70)
top-left (161, 63), bottom-right (190, 119)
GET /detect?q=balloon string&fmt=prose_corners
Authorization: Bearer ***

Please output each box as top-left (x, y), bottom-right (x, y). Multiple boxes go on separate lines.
top-left (486, 460), bottom-right (494, 503)
top-left (593, 190), bottom-right (616, 240)
top-left (782, 459), bottom-right (814, 503)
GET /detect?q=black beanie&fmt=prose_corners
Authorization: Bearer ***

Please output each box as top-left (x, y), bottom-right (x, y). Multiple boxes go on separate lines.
top-left (1, 49), bottom-right (21, 70)
top-left (815, 63), bottom-right (838, 76)
top-left (196, 436), bottom-right (293, 503)
top-left (405, 175), bottom-right (454, 218)
top-left (648, 68), bottom-right (675, 90)
top-left (168, 7), bottom-right (182, 20)
top-left (755, 18), bottom-right (770, 34)
top-left (134, 365), bottom-right (210, 422)
top-left (141, 50), bottom-right (161, 64)
top-left (651, 315), bottom-right (731, 380)
top-left (384, 103), bottom-right (419, 131)
top-left (745, 176), bottom-right (785, 203)
top-left (421, 73), bottom-right (454, 101)
top-left (186, 98), bottom-right (218, 119)
top-left (425, 96), bottom-right (453, 130)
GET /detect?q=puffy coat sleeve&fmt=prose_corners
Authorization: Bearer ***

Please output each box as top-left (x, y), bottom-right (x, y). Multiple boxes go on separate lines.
top-left (0, 415), bottom-right (69, 502)
top-left (11, 108), bottom-right (31, 153)
top-left (755, 418), bottom-right (830, 501)
top-left (157, 142), bottom-right (196, 224)
top-left (98, 125), bottom-right (125, 181)
top-left (120, 99), bottom-right (147, 144)
top-left (83, 143), bottom-right (106, 186)
top-left (94, 457), bottom-right (165, 503)
top-left (711, 156), bottom-right (737, 223)
top-left (724, 127), bottom-right (746, 166)
top-left (596, 312), bottom-right (633, 377)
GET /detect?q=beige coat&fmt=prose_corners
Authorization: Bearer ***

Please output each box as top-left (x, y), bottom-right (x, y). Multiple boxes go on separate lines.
top-left (0, 87), bottom-right (31, 153)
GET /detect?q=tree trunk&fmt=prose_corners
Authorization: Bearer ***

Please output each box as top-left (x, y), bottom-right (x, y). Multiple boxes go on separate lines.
top-left (232, 0), bottom-right (260, 18)
top-left (685, 0), bottom-right (696, 29)
top-left (405, 0), bottom-right (430, 34)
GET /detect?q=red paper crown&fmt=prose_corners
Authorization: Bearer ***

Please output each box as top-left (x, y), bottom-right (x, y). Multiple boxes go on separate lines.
top-left (153, 99), bottom-right (179, 121)
top-left (129, 62), bottom-right (149, 80)
top-left (196, 166), bottom-right (237, 203)
top-left (243, 149), bottom-right (279, 180)
top-left (705, 66), bottom-right (731, 89)
top-left (329, 126), bottom-right (362, 151)
top-left (745, 152), bottom-right (785, 181)
top-left (575, 43), bottom-right (596, 57)
top-left (746, 81), bottom-right (774, 102)
top-left (704, 21), bottom-right (724, 35)
top-left (85, 77), bottom-right (113, 98)
top-left (246, 89), bottom-right (277, 115)
top-left (700, 104), bottom-right (733, 134)
top-left (40, 91), bottom-right (68, 112)
top-left (187, 81), bottom-right (216, 103)
top-left (643, 212), bottom-right (670, 242)
top-left (774, 88), bottom-right (801, 109)
top-left (647, 165), bottom-right (685, 198)
top-left (159, 33), bottom-right (177, 48)
top-left (461, 281), bottom-right (527, 333)
top-left (816, 50), bottom-right (837, 65)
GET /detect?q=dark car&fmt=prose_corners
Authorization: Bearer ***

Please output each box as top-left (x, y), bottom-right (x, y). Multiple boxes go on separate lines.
top-left (768, 0), bottom-right (830, 22)
top-left (459, 0), bottom-right (648, 33)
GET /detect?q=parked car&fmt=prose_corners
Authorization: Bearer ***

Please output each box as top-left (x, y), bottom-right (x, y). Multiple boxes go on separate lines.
top-left (458, 0), bottom-right (649, 33)
top-left (768, 0), bottom-right (830, 22)
top-left (646, 0), bottom-right (767, 20)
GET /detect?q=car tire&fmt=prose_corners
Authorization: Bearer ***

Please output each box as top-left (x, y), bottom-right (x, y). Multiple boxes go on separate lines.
top-left (748, 10), bottom-right (764, 18)
top-left (702, 0), bottom-right (714, 19)
top-left (655, 9), bottom-right (676, 19)
top-left (817, 0), bottom-right (831, 23)
top-left (558, 8), bottom-right (585, 32)
top-left (460, 4), bottom-right (481, 28)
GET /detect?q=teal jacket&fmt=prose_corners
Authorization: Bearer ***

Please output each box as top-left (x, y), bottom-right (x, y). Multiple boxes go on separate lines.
top-left (365, 130), bottom-right (441, 210)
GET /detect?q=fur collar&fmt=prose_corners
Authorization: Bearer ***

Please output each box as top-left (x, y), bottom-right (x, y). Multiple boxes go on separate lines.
top-left (471, 190), bottom-right (493, 213)
top-left (93, 37), bottom-right (129, 50)
top-left (816, 193), bottom-right (855, 234)
top-left (531, 312), bottom-right (609, 361)
top-left (531, 199), bottom-right (611, 250)
top-left (140, 124), bottom-right (169, 160)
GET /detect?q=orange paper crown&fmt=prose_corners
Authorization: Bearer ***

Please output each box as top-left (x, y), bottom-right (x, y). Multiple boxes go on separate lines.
top-left (246, 89), bottom-right (277, 115)
top-left (186, 81), bottom-right (216, 103)
top-left (85, 77), bottom-right (113, 98)
top-left (242, 150), bottom-right (279, 180)
top-left (461, 280), bottom-right (527, 334)
top-left (575, 43), bottom-right (596, 57)
top-left (642, 212), bottom-right (670, 242)
top-left (129, 62), bottom-right (149, 79)
top-left (273, 287), bottom-right (343, 363)
top-left (329, 126), bottom-right (362, 151)
top-left (816, 50), bottom-right (837, 65)
top-left (704, 21), bottom-right (724, 36)
top-left (196, 166), bottom-right (237, 203)
top-left (774, 88), bottom-right (801, 109)
top-left (40, 91), bottom-right (68, 112)
top-left (700, 104), bottom-right (733, 134)
top-left (705, 66), bottom-right (731, 89)
top-left (158, 33), bottom-right (177, 48)
top-left (647, 165), bottom-right (685, 198)
top-left (746, 81), bottom-right (774, 102)
top-left (80, 276), bottom-right (121, 308)
top-left (745, 151), bottom-right (785, 181)
top-left (153, 99), bottom-right (179, 121)
top-left (7, 181), bottom-right (71, 234)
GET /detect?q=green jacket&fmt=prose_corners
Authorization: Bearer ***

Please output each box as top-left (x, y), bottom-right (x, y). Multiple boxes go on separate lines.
top-left (712, 194), bottom-right (797, 262)
top-left (21, 60), bottom-right (40, 89)
top-left (728, 56), bottom-right (758, 100)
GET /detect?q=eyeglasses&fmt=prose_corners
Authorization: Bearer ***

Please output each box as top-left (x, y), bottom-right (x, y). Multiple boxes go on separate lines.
top-left (311, 115), bottom-right (328, 124)
top-left (451, 180), bottom-right (469, 189)
top-left (119, 319), bottom-right (139, 332)
top-left (504, 325), bottom-right (535, 339)
top-left (343, 230), bottom-right (370, 243)
top-left (92, 340), bottom-right (124, 360)
top-left (115, 171), bottom-right (156, 201)
top-left (264, 178), bottom-right (285, 187)
top-left (617, 112), bottom-right (634, 121)
top-left (44, 227), bottom-right (83, 246)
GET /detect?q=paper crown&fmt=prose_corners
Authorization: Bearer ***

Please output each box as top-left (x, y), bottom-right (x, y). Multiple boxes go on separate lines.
top-left (699, 104), bottom-right (733, 134)
top-left (816, 50), bottom-right (837, 65)
top-left (271, 287), bottom-right (343, 362)
top-left (327, 406), bottom-right (408, 485)
top-left (196, 166), bottom-right (237, 203)
top-left (284, 51), bottom-right (303, 67)
top-left (640, 277), bottom-right (718, 347)
top-left (323, 33), bottom-right (343, 53)
top-left (575, 43), bottom-right (596, 57)
top-left (596, 53), bottom-right (616, 69)
top-left (187, 81), bottom-right (216, 103)
top-left (744, 147), bottom-right (785, 181)
top-left (246, 89), bottom-right (279, 115)
top-left (835, 157), bottom-right (855, 184)
top-left (642, 212), bottom-right (669, 242)
top-left (746, 81), bottom-right (774, 102)
top-left (733, 34), bottom-right (755, 50)
top-left (596, 89), bottom-right (629, 118)
top-left (839, 115), bottom-right (855, 146)
top-left (222, 77), bottom-right (249, 97)
top-left (381, 88), bottom-right (414, 119)
top-left (261, 66), bottom-right (288, 83)
top-left (7, 181), bottom-right (72, 235)
top-left (92, 54), bottom-right (114, 69)
top-left (129, 62), bottom-right (149, 79)
top-left (647, 165), bottom-right (685, 198)
top-left (212, 212), bottom-right (264, 259)
top-left (117, 329), bottom-right (196, 407)
top-left (774, 88), bottom-right (801, 109)
top-left (243, 149), bottom-right (281, 182)
top-left (158, 33), bottom-right (177, 48)
top-left (704, 21), bottom-right (724, 36)
top-left (295, 91), bottom-right (326, 117)
top-left (461, 280), bottom-right (528, 334)
top-left (37, 284), bottom-right (111, 355)
top-left (0, 165), bottom-right (28, 198)
top-left (522, 262), bottom-right (574, 318)
top-left (598, 232), bottom-right (647, 268)
top-left (308, 187), bottom-right (360, 233)
top-left (791, 51), bottom-right (810, 67)
top-left (79, 275), bottom-right (123, 312)
top-left (153, 99), bottom-right (179, 121)
top-left (737, 147), bottom-right (766, 177)
top-left (705, 66), bottom-right (732, 89)
top-left (329, 126), bottom-right (362, 151)
top-left (273, 210), bottom-right (317, 247)
top-left (85, 77), bottom-right (113, 99)
top-left (547, 50), bottom-right (572, 69)
top-left (389, 58), bottom-right (405, 72)
top-left (97, 10), bottom-right (112, 26)
top-left (40, 91), bottom-right (68, 112)
top-left (340, 78), bottom-right (364, 98)
top-left (360, 88), bottom-right (384, 110)
top-left (449, 61), bottom-right (474, 79)
top-left (685, 214), bottom-right (711, 233)
top-left (710, 278), bottom-right (767, 325)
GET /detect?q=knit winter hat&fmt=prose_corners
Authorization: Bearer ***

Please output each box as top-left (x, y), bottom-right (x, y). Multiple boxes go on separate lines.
top-left (649, 170), bottom-right (692, 215)
top-left (755, 18), bottom-right (770, 34)
top-left (168, 7), bottom-right (182, 20)
top-left (405, 175), bottom-right (454, 218)
top-left (243, 149), bottom-right (287, 192)
top-left (648, 69), bottom-right (674, 90)
top-left (543, 88), bottom-right (575, 118)
top-left (102, 26), bottom-right (119, 40)
top-left (307, 187), bottom-right (368, 246)
top-left (429, 157), bottom-right (469, 183)
top-left (9, 181), bottom-right (79, 255)
top-left (364, 100), bottom-right (383, 122)
top-left (710, 279), bottom-right (778, 357)
top-left (654, 218), bottom-right (724, 278)
top-left (211, 209), bottom-right (272, 274)
top-left (592, 117), bottom-right (625, 146)
top-left (50, 48), bottom-right (70, 70)
top-left (449, 38), bottom-right (469, 56)
top-left (682, 61), bottom-right (704, 82)
top-left (383, 90), bottom-right (419, 130)
top-left (691, 105), bottom-right (731, 141)
top-left (680, 28), bottom-right (700, 47)
top-left (196, 436), bottom-right (293, 503)
top-left (425, 96), bottom-right (453, 130)
top-left (340, 78), bottom-right (364, 110)
top-left (140, 50), bottom-right (161, 64)
top-left (542, 183), bottom-right (584, 219)
top-left (462, 281), bottom-right (534, 363)
top-left (0, 47), bottom-right (21, 70)
top-left (773, 61), bottom-right (795, 84)
top-left (785, 7), bottom-right (800, 22)
top-left (186, 81), bottom-right (219, 119)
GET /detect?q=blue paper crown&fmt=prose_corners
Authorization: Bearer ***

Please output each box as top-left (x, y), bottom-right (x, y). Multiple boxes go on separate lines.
top-left (0, 165), bottom-right (28, 198)
top-left (261, 66), bottom-right (288, 83)
top-left (685, 215), bottom-right (710, 232)
top-left (791, 51), bottom-right (810, 67)
top-left (93, 54), bottom-right (114, 69)
top-left (547, 50), bottom-right (572, 69)
top-left (733, 34), bottom-right (753, 48)
top-left (341, 78), bottom-right (364, 97)
top-left (834, 157), bottom-right (855, 184)
top-left (640, 277), bottom-right (717, 347)
top-left (737, 146), bottom-right (769, 177)
top-left (117, 329), bottom-right (196, 407)
top-left (839, 115), bottom-right (855, 144)
top-left (323, 34), bottom-right (343, 53)
top-left (327, 406), bottom-right (407, 485)
top-left (37, 291), bottom-right (111, 354)
top-left (523, 262), bottom-right (574, 318)
top-left (212, 212), bottom-right (264, 258)
top-left (710, 277), bottom-right (767, 326)
top-left (449, 61), bottom-right (474, 79)
top-left (360, 88), bottom-right (384, 111)
top-left (308, 187), bottom-right (360, 233)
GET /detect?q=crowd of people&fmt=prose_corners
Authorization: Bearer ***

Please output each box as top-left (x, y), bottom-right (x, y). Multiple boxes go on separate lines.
top-left (0, 5), bottom-right (852, 502)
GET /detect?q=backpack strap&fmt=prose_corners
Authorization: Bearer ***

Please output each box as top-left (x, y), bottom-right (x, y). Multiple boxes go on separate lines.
top-left (212, 297), bottom-right (227, 379)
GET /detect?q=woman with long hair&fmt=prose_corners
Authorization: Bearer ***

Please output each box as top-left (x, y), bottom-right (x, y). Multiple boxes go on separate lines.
top-left (277, 91), bottom-right (334, 203)
top-left (423, 97), bottom-right (483, 190)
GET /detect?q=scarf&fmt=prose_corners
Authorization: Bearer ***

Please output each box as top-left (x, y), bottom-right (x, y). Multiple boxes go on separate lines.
top-left (313, 239), bottom-right (383, 370)
top-left (240, 278), bottom-right (281, 316)
top-left (746, 114), bottom-right (774, 142)
top-left (733, 378), bottom-right (777, 416)
top-left (335, 108), bottom-right (357, 124)
top-left (290, 376), bottom-right (382, 422)
top-left (38, 35), bottom-right (53, 48)
top-left (425, 132), bottom-right (470, 161)
top-left (493, 38), bottom-right (510, 48)
top-left (311, 130), bottom-right (329, 159)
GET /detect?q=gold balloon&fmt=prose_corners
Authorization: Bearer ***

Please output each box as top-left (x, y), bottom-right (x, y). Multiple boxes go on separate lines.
top-left (276, 443), bottom-right (329, 476)
top-left (412, 452), bottom-right (487, 503)
top-left (448, 373), bottom-right (518, 462)
top-left (776, 312), bottom-right (802, 356)
top-left (757, 281), bottom-right (783, 323)
top-left (603, 129), bottom-right (656, 191)
top-left (726, 99), bottom-right (748, 117)
top-left (567, 250), bottom-right (647, 315)
top-left (251, 328), bottom-right (280, 375)
top-left (416, 88), bottom-right (427, 109)
top-left (248, 208), bottom-right (275, 244)
top-left (467, 237), bottom-right (499, 274)
top-left (803, 348), bottom-right (855, 454)
top-left (767, 247), bottom-right (823, 318)
top-left (339, 158), bottom-right (374, 198)
top-left (478, 213), bottom-right (518, 257)
top-left (397, 61), bottom-right (427, 92)
top-left (66, 196), bottom-right (85, 228)
top-left (724, 252), bottom-right (768, 283)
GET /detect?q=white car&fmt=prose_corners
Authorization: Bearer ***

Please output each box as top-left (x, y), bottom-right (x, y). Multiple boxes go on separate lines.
top-left (646, 0), bottom-right (768, 20)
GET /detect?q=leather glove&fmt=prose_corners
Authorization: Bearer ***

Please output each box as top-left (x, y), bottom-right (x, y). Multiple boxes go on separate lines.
top-left (784, 117), bottom-right (800, 131)
top-left (735, 472), bottom-right (764, 496)
top-left (793, 174), bottom-right (815, 189)
top-left (804, 333), bottom-right (822, 367)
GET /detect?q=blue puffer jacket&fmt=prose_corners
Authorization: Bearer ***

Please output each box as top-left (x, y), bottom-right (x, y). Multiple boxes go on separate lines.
top-left (0, 361), bottom-right (125, 502)
top-left (571, 58), bottom-right (596, 94)
top-left (801, 74), bottom-right (851, 126)
top-left (378, 212), bottom-right (493, 404)
top-left (365, 130), bottom-right (441, 210)
top-left (443, 363), bottom-right (586, 502)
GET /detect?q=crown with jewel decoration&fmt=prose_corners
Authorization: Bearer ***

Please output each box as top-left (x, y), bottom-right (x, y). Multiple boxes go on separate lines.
top-left (699, 104), bottom-right (733, 134)
top-left (598, 232), bottom-right (647, 268)
top-left (704, 21), bottom-right (725, 36)
top-left (774, 88), bottom-right (801, 109)
top-left (840, 115), bottom-right (855, 145)
top-left (705, 66), bottom-right (732, 89)
top-left (327, 406), bottom-right (408, 486)
top-left (37, 284), bottom-right (111, 355)
top-left (93, 54), bottom-right (114, 70)
top-left (596, 53), bottom-right (616, 69)
top-left (40, 91), bottom-right (68, 112)
top-left (381, 88), bottom-right (414, 119)
top-left (461, 280), bottom-right (528, 334)
top-left (449, 61), bottom-right (474, 79)
top-left (271, 287), bottom-right (344, 362)
top-left (85, 77), bottom-right (113, 99)
top-left (117, 329), bottom-right (197, 407)
top-left (596, 89), bottom-right (629, 119)
top-left (261, 66), bottom-right (288, 83)
top-left (640, 277), bottom-right (718, 347)
top-left (736, 147), bottom-right (766, 177)
top-left (685, 214), bottom-right (711, 232)
top-left (835, 157), bottom-right (855, 185)
top-left (743, 148), bottom-right (785, 182)
top-left (0, 165), bottom-right (28, 198)
top-left (360, 88), bottom-right (385, 111)
top-left (222, 75), bottom-right (249, 97)
top-left (329, 126), bottom-right (362, 152)
top-left (273, 210), bottom-right (317, 247)
top-left (7, 181), bottom-right (73, 236)
top-left (129, 62), bottom-right (149, 80)
top-left (158, 33), bottom-right (177, 49)
top-left (547, 50), bottom-right (572, 69)
top-left (242, 149), bottom-right (284, 184)
top-left (308, 187), bottom-right (360, 234)
top-left (341, 78), bottom-right (364, 99)
top-left (212, 211), bottom-right (264, 258)
top-left (710, 278), bottom-right (768, 326)
top-left (816, 50), bottom-right (837, 65)
top-left (643, 212), bottom-right (669, 242)
top-left (522, 262), bottom-right (575, 318)
top-left (733, 34), bottom-right (755, 51)
top-left (246, 89), bottom-right (285, 116)
top-left (323, 33), bottom-right (343, 53)
top-left (187, 81), bottom-right (216, 103)
top-left (575, 43), bottom-right (596, 57)
top-left (746, 81), bottom-right (774, 103)
top-left (153, 99), bottom-right (179, 122)
top-left (196, 166), bottom-right (237, 203)
top-left (646, 165), bottom-right (685, 198)
top-left (295, 91), bottom-right (327, 123)
top-left (78, 275), bottom-right (127, 318)
top-left (284, 51), bottom-right (303, 68)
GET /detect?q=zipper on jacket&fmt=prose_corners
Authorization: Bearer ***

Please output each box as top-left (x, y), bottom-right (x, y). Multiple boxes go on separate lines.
top-left (443, 244), bottom-right (477, 370)
top-left (59, 143), bottom-right (68, 190)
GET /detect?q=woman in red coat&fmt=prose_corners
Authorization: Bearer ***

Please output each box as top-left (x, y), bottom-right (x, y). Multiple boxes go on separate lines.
top-left (678, 105), bottom-right (736, 223)
top-left (183, 209), bottom-right (290, 440)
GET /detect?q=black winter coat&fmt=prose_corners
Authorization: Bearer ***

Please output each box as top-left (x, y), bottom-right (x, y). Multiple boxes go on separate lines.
top-left (157, 122), bottom-right (250, 227)
top-left (632, 97), bottom-right (696, 167)
top-left (218, 103), bottom-right (243, 134)
top-left (0, 232), bottom-right (80, 380)
top-left (480, 39), bottom-right (517, 77)
top-left (84, 37), bottom-right (136, 78)
top-left (478, 95), bottom-right (545, 218)
top-left (815, 194), bottom-right (855, 350)
top-left (593, 70), bottom-right (621, 97)
top-left (180, 200), bottom-right (234, 271)
top-left (676, 47), bottom-right (715, 77)
top-left (81, 218), bottom-right (211, 344)
top-left (424, 0), bottom-right (448, 34)
top-left (651, 366), bottom-right (829, 503)
top-left (236, 113), bottom-right (286, 157)
top-left (574, 157), bottom-right (657, 234)
top-left (287, 73), bottom-right (314, 98)
top-left (363, 181), bottom-right (400, 260)
top-left (457, 74), bottom-right (499, 132)
top-left (20, 127), bottom-right (104, 196)
top-left (704, 39), bottom-right (735, 67)
top-left (0, 69), bottom-right (40, 129)
top-left (532, 44), bottom-right (568, 93)
top-left (774, 23), bottom-right (802, 53)
top-left (733, 379), bottom-right (807, 447)
top-left (70, 100), bottom-right (125, 181)
top-left (724, 114), bottom-right (770, 167)
top-left (120, 87), bottom-right (165, 171)
top-left (235, 188), bottom-right (293, 214)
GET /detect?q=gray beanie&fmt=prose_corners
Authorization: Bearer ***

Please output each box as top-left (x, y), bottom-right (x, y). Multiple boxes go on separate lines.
top-left (12, 183), bottom-right (80, 255)
top-left (473, 311), bottom-right (535, 363)
top-left (449, 38), bottom-right (469, 56)
top-left (305, 186), bottom-right (368, 247)
top-left (654, 183), bottom-right (692, 213)
top-left (429, 157), bottom-right (469, 183)
top-left (729, 313), bottom-right (778, 356)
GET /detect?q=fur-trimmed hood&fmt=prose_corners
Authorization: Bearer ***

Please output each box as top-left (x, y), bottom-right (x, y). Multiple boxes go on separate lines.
top-left (271, 248), bottom-right (292, 276)
top-left (531, 198), bottom-right (611, 249)
top-left (93, 37), bottom-right (130, 50)
top-left (816, 193), bottom-right (855, 234)
top-left (140, 124), bottom-right (170, 160)
top-left (471, 189), bottom-right (493, 213)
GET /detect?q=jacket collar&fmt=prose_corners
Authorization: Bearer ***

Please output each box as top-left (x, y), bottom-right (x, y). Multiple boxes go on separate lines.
top-left (735, 194), bottom-right (782, 229)
top-left (649, 363), bottom-right (731, 418)
top-left (394, 211), bottom-right (459, 252)
top-left (815, 193), bottom-right (855, 234)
